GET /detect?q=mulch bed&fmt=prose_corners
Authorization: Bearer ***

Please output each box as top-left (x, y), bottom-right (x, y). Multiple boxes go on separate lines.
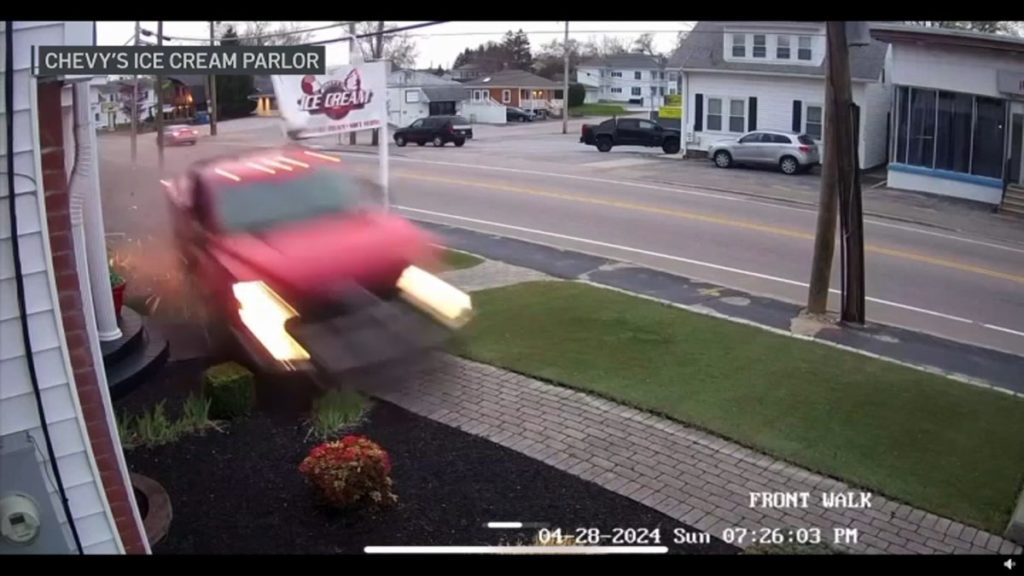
top-left (120, 361), bottom-right (738, 555)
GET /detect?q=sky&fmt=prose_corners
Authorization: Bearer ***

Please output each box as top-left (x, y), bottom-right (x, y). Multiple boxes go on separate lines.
top-left (96, 21), bottom-right (693, 70)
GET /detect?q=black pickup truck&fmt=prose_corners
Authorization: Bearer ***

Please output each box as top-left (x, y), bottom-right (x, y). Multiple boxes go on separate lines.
top-left (580, 117), bottom-right (681, 154)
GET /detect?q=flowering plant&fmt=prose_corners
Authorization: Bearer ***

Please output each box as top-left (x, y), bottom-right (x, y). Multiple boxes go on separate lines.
top-left (298, 435), bottom-right (397, 509)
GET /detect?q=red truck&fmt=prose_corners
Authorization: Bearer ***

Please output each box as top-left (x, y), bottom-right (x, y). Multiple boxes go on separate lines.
top-left (163, 145), bottom-right (471, 377)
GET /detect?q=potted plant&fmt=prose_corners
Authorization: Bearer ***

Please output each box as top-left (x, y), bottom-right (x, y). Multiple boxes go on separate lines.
top-left (110, 266), bottom-right (126, 319)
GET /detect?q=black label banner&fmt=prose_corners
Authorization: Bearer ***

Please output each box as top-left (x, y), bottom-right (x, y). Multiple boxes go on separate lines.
top-left (36, 46), bottom-right (326, 75)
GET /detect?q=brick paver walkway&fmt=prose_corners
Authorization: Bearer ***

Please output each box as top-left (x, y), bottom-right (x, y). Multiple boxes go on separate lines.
top-left (372, 355), bottom-right (1022, 555)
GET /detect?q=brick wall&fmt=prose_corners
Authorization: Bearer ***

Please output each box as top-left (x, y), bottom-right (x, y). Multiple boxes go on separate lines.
top-left (37, 80), bottom-right (148, 555)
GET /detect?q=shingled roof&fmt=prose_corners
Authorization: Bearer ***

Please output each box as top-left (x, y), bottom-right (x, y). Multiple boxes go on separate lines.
top-left (668, 21), bottom-right (888, 82)
top-left (579, 53), bottom-right (665, 69)
top-left (462, 69), bottom-right (561, 88)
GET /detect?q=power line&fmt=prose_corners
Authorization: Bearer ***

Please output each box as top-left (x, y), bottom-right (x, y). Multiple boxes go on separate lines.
top-left (153, 21), bottom-right (356, 43)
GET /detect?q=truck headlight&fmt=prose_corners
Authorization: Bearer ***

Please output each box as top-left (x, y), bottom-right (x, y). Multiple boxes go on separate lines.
top-left (232, 281), bottom-right (310, 362)
top-left (396, 265), bottom-right (474, 329)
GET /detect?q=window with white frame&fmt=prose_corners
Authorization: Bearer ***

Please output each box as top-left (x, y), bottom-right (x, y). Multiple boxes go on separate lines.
top-left (611, 87), bottom-right (622, 94)
top-left (669, 71), bottom-right (678, 81)
top-left (753, 35), bottom-right (766, 58)
top-left (729, 99), bottom-right (745, 132)
top-left (732, 34), bottom-right (746, 57)
top-left (473, 89), bottom-right (488, 101)
top-left (798, 36), bottom-right (812, 60)
top-left (405, 89), bottom-right (419, 103)
top-left (777, 35), bottom-right (791, 59)
top-left (611, 71), bottom-right (622, 78)
top-left (634, 71), bottom-right (642, 80)
top-left (520, 89), bottom-right (529, 99)
top-left (707, 98), bottom-right (723, 131)
top-left (631, 87), bottom-right (642, 96)
top-left (502, 89), bottom-right (511, 103)
top-left (804, 104), bottom-right (823, 139)
top-left (650, 86), bottom-right (657, 96)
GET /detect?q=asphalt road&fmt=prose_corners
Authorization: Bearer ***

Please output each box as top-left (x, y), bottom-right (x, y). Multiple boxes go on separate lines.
top-left (99, 118), bottom-right (1024, 358)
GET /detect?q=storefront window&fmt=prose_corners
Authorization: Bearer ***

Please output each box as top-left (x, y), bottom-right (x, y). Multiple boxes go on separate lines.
top-left (894, 86), bottom-right (1006, 180)
top-left (972, 97), bottom-right (1006, 179)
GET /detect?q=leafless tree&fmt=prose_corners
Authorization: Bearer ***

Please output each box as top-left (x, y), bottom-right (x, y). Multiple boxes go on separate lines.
top-left (355, 21), bottom-right (419, 69)
top-left (632, 33), bottom-right (657, 56)
top-left (238, 21), bottom-right (313, 46)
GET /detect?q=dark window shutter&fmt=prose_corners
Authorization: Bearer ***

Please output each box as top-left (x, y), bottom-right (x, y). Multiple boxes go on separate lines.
top-left (694, 93), bottom-right (704, 132)
top-left (748, 97), bottom-right (758, 131)
top-left (792, 100), bottom-right (803, 133)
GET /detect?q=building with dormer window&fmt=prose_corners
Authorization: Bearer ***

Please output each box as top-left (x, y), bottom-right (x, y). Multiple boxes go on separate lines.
top-left (669, 21), bottom-right (891, 168)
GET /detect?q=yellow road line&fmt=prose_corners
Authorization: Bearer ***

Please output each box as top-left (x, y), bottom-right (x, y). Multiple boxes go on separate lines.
top-left (379, 168), bottom-right (1024, 286)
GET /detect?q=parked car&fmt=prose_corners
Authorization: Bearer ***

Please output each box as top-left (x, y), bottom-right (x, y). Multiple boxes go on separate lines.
top-left (163, 146), bottom-right (471, 376)
top-left (707, 131), bottom-right (820, 175)
top-left (393, 116), bottom-right (473, 147)
top-left (580, 117), bottom-right (681, 154)
top-left (506, 107), bottom-right (534, 122)
top-left (163, 124), bottom-right (199, 146)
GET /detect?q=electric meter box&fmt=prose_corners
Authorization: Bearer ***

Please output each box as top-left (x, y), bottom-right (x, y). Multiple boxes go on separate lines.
top-left (0, 433), bottom-right (75, 554)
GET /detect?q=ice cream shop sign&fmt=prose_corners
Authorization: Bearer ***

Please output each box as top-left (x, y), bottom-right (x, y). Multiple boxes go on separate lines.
top-left (273, 62), bottom-right (387, 138)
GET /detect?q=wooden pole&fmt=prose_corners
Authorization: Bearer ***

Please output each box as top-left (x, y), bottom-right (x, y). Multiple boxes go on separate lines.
top-left (371, 21), bottom-right (383, 147)
top-left (209, 21), bottom-right (218, 136)
top-left (130, 21), bottom-right (139, 166)
top-left (155, 21), bottom-right (165, 171)
top-left (806, 21), bottom-right (854, 315)
top-left (349, 21), bottom-right (357, 146)
top-left (562, 21), bottom-right (569, 134)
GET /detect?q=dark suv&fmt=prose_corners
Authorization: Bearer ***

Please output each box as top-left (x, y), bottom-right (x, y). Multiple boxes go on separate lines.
top-left (393, 116), bottom-right (473, 147)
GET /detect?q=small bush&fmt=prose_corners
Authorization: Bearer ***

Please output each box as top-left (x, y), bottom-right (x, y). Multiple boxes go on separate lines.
top-left (568, 82), bottom-right (586, 108)
top-left (134, 401), bottom-right (178, 447)
top-left (178, 393), bottom-right (223, 436)
top-left (117, 410), bottom-right (139, 450)
top-left (299, 436), bottom-right (397, 509)
top-left (202, 362), bottom-right (254, 420)
top-left (306, 390), bottom-right (370, 442)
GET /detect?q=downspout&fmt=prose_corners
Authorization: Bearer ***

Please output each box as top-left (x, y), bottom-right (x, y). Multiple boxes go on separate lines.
top-left (681, 70), bottom-right (689, 159)
top-left (69, 81), bottom-right (151, 554)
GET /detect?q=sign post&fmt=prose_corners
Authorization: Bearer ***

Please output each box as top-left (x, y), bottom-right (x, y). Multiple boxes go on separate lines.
top-left (272, 61), bottom-right (390, 208)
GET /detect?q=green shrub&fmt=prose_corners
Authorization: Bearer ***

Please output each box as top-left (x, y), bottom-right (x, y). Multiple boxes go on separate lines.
top-left (134, 401), bottom-right (179, 447)
top-left (568, 82), bottom-right (586, 108)
top-left (177, 393), bottom-right (222, 435)
top-left (306, 389), bottom-right (370, 441)
top-left (202, 362), bottom-right (255, 420)
top-left (117, 410), bottom-right (138, 450)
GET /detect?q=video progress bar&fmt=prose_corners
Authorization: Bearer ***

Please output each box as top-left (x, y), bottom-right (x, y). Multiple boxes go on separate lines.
top-left (364, 546), bottom-right (669, 555)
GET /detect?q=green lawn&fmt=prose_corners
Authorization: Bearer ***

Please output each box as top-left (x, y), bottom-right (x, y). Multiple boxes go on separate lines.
top-left (454, 281), bottom-right (1024, 533)
top-left (569, 103), bottom-right (632, 117)
top-left (436, 249), bottom-right (484, 272)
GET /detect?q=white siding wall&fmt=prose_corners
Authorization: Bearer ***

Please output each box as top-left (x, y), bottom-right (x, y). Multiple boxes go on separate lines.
top-left (387, 87), bottom-right (429, 127)
top-left (890, 42), bottom-right (1024, 98)
top-left (576, 66), bottom-right (666, 106)
top-left (685, 71), bottom-right (885, 168)
top-left (858, 79), bottom-right (892, 169)
top-left (459, 101), bottom-right (506, 124)
top-left (888, 169), bottom-right (1003, 204)
top-left (0, 21), bottom-right (121, 554)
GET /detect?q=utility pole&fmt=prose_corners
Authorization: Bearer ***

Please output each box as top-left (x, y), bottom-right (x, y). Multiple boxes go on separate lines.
top-left (806, 21), bottom-right (855, 316)
top-left (348, 21), bottom-right (357, 146)
top-left (130, 21), bottom-right (139, 165)
top-left (209, 21), bottom-right (218, 136)
top-left (371, 20), bottom-right (383, 147)
top-left (155, 21), bottom-right (165, 171)
top-left (562, 21), bottom-right (569, 135)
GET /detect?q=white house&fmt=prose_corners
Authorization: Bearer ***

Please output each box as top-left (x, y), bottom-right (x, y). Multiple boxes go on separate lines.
top-left (870, 24), bottom-right (1024, 212)
top-left (2, 21), bottom-right (158, 554)
top-left (576, 53), bottom-right (669, 109)
top-left (88, 77), bottom-right (157, 130)
top-left (669, 21), bottom-right (892, 169)
top-left (386, 69), bottom-right (481, 127)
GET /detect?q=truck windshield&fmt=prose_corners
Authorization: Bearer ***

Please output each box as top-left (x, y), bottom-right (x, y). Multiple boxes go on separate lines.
top-left (214, 168), bottom-right (370, 233)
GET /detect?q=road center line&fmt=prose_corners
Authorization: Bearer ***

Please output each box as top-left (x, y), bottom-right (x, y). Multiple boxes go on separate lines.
top-left (396, 206), bottom-right (999, 331)
top-left (387, 169), bottom-right (1024, 286)
top-left (345, 153), bottom-right (1024, 256)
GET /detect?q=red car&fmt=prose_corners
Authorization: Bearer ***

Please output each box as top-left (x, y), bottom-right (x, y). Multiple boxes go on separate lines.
top-left (164, 146), bottom-right (470, 376)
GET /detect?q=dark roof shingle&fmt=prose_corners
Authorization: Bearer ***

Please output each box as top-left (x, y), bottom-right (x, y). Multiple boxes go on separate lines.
top-left (579, 53), bottom-right (664, 69)
top-left (463, 69), bottom-right (561, 88)
top-left (669, 21), bottom-right (888, 82)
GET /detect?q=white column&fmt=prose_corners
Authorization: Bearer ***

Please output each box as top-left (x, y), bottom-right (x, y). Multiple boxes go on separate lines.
top-left (77, 83), bottom-right (123, 341)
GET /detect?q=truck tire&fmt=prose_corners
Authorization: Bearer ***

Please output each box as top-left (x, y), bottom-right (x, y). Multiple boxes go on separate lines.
top-left (596, 137), bottom-right (613, 152)
top-left (662, 138), bottom-right (680, 155)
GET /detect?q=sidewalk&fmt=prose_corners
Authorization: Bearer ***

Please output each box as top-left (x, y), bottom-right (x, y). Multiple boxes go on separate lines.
top-left (367, 257), bottom-right (1022, 555)
top-left (618, 157), bottom-right (1024, 248)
